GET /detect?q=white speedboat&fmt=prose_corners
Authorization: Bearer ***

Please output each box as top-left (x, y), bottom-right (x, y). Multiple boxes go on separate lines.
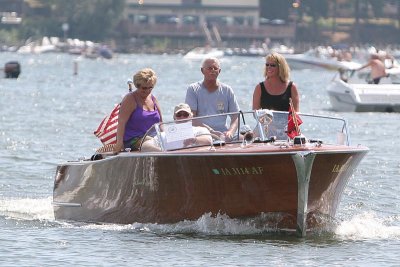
top-left (327, 69), bottom-right (400, 112)
top-left (183, 47), bottom-right (224, 60)
top-left (284, 51), bottom-right (361, 71)
top-left (17, 36), bottom-right (58, 54)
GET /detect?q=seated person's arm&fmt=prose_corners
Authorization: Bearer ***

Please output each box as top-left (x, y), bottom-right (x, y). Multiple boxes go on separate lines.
top-left (193, 136), bottom-right (212, 146)
top-left (183, 127), bottom-right (212, 147)
top-left (194, 127), bottom-right (213, 145)
top-left (225, 114), bottom-right (239, 140)
top-left (191, 110), bottom-right (223, 136)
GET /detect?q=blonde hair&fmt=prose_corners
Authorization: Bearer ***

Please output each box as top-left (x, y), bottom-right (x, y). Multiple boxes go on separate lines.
top-left (133, 68), bottom-right (157, 88)
top-left (264, 53), bottom-right (290, 83)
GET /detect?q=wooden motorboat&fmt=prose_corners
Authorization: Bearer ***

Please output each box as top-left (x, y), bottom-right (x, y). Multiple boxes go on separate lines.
top-left (52, 110), bottom-right (368, 236)
top-left (327, 69), bottom-right (400, 112)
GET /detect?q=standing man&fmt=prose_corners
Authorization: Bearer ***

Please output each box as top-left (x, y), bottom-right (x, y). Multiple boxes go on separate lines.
top-left (358, 53), bottom-right (387, 84)
top-left (185, 57), bottom-right (240, 140)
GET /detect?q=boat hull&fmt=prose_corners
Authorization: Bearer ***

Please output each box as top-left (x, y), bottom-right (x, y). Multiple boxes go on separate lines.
top-left (327, 79), bottom-right (400, 112)
top-left (284, 54), bottom-right (361, 71)
top-left (53, 144), bottom-right (368, 231)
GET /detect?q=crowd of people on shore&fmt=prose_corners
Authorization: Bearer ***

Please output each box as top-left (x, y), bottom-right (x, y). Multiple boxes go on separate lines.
top-left (110, 52), bottom-right (300, 153)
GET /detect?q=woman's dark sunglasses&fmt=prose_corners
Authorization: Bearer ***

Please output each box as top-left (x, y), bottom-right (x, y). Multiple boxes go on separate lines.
top-left (265, 63), bottom-right (277, 67)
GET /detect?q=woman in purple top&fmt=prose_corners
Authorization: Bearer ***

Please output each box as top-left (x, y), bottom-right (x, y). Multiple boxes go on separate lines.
top-left (113, 68), bottom-right (162, 153)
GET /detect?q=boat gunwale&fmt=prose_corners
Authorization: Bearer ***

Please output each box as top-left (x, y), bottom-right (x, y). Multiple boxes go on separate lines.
top-left (63, 144), bottom-right (369, 165)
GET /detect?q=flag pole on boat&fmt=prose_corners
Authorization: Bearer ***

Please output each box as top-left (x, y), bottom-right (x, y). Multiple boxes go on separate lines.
top-left (92, 79), bottom-right (132, 156)
top-left (289, 98), bottom-right (306, 145)
top-left (127, 79), bottom-right (133, 92)
top-left (289, 98), bottom-right (300, 135)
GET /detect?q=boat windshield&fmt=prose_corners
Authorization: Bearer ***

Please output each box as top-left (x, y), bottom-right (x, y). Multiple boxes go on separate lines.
top-left (139, 110), bottom-right (350, 152)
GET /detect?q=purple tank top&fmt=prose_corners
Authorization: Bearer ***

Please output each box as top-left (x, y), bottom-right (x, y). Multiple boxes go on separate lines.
top-left (123, 95), bottom-right (161, 141)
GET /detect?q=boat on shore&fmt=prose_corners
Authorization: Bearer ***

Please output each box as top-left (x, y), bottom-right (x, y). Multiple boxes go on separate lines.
top-left (52, 110), bottom-right (368, 236)
top-left (327, 68), bottom-right (400, 112)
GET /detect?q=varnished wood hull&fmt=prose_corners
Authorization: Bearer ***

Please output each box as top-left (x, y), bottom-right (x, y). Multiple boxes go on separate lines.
top-left (53, 143), bottom-right (368, 232)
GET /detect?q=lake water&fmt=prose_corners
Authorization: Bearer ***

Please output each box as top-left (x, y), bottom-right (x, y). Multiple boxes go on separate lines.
top-left (1, 52), bottom-right (399, 266)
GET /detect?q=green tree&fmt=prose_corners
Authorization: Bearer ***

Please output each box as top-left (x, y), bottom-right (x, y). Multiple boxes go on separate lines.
top-left (20, 0), bottom-right (125, 41)
top-left (260, 0), bottom-right (291, 20)
top-left (398, 0), bottom-right (400, 29)
top-left (298, 0), bottom-right (329, 41)
top-left (61, 0), bottom-right (125, 41)
top-left (368, 0), bottom-right (384, 18)
top-left (352, 0), bottom-right (385, 42)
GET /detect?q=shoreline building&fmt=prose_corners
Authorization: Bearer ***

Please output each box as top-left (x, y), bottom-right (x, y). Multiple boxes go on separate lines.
top-left (120, 0), bottom-right (295, 49)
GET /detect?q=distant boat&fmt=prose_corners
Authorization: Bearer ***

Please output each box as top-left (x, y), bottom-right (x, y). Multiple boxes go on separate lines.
top-left (98, 46), bottom-right (113, 59)
top-left (184, 47), bottom-right (224, 60)
top-left (269, 44), bottom-right (295, 55)
top-left (284, 51), bottom-right (362, 71)
top-left (17, 36), bottom-right (59, 54)
top-left (67, 39), bottom-right (113, 59)
top-left (3, 61), bottom-right (21, 78)
top-left (223, 47), bottom-right (265, 57)
top-left (84, 45), bottom-right (113, 59)
top-left (224, 44), bottom-right (294, 57)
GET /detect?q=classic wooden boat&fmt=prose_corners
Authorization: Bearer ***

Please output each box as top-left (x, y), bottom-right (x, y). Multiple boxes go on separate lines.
top-left (327, 69), bottom-right (400, 112)
top-left (52, 110), bottom-right (368, 236)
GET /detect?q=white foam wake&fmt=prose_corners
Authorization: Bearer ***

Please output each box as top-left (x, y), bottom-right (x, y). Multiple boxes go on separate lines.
top-left (336, 212), bottom-right (400, 239)
top-left (2, 198), bottom-right (398, 240)
top-left (79, 212), bottom-right (283, 235)
top-left (0, 196), bottom-right (55, 221)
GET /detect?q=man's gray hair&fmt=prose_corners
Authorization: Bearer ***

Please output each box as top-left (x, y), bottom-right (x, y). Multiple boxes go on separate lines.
top-left (201, 57), bottom-right (221, 68)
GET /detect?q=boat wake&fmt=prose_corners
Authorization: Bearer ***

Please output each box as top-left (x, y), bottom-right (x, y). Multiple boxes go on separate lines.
top-left (335, 212), bottom-right (400, 239)
top-left (0, 196), bottom-right (54, 222)
top-left (1, 197), bottom-right (399, 239)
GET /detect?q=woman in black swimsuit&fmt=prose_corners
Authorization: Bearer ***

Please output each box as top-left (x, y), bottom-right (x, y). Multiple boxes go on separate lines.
top-left (252, 52), bottom-right (300, 112)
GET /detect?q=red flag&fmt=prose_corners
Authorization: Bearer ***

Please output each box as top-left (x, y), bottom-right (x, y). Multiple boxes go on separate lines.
top-left (287, 106), bottom-right (303, 139)
top-left (94, 104), bottom-right (120, 145)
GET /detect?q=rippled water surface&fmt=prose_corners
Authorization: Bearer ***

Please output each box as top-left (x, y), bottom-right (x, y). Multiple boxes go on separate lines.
top-left (1, 52), bottom-right (399, 266)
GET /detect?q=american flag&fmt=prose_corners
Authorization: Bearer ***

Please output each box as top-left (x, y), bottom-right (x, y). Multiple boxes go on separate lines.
top-left (94, 104), bottom-right (120, 145)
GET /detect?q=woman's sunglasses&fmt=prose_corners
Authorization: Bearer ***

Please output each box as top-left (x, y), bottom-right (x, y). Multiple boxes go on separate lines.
top-left (265, 63), bottom-right (278, 68)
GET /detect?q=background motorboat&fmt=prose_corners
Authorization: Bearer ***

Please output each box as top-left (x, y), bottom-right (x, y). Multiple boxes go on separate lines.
top-left (284, 48), bottom-right (362, 71)
top-left (327, 68), bottom-right (400, 112)
top-left (183, 46), bottom-right (224, 60)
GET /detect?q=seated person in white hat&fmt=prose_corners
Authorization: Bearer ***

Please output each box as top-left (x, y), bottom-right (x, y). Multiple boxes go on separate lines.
top-left (141, 103), bottom-right (212, 152)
